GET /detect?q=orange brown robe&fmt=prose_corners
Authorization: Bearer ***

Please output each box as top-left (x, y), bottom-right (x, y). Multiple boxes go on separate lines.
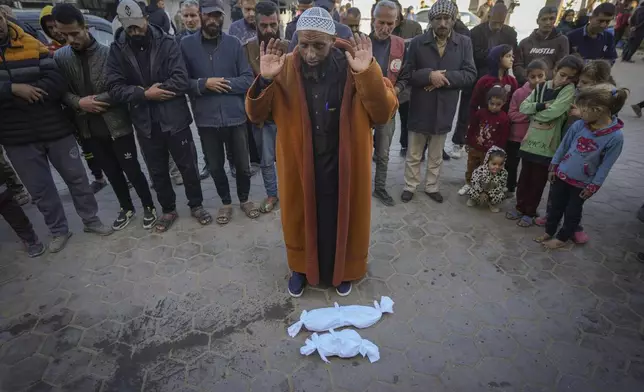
top-left (245, 40), bottom-right (398, 286)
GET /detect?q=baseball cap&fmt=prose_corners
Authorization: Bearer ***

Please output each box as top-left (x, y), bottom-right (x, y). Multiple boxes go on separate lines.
top-left (200, 0), bottom-right (225, 14)
top-left (117, 0), bottom-right (146, 29)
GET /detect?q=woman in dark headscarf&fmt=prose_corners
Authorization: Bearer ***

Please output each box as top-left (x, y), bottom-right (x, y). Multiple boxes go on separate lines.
top-left (557, 9), bottom-right (576, 34)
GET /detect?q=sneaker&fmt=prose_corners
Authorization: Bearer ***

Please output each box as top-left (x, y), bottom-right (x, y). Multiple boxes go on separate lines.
top-left (90, 179), bottom-right (108, 194)
top-left (113, 209), bottom-right (135, 231)
top-left (572, 230), bottom-right (589, 244)
top-left (466, 198), bottom-right (476, 207)
top-left (401, 190), bottom-right (414, 203)
top-left (373, 189), bottom-right (395, 206)
top-left (143, 207), bottom-right (157, 229)
top-left (632, 104), bottom-right (642, 118)
top-left (25, 241), bottom-right (45, 258)
top-left (199, 166), bottom-right (210, 180)
top-left (288, 272), bottom-right (306, 298)
top-left (489, 204), bottom-right (501, 213)
top-left (49, 232), bottom-right (73, 253)
top-left (84, 221), bottom-right (115, 236)
top-left (449, 145), bottom-right (463, 159)
top-left (534, 216), bottom-right (547, 227)
top-left (12, 189), bottom-right (31, 206)
top-left (336, 281), bottom-right (352, 296)
top-left (458, 184), bottom-right (471, 196)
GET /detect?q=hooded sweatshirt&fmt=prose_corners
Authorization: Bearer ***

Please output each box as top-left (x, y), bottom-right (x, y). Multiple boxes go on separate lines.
top-left (551, 117), bottom-right (624, 196)
top-left (507, 81), bottom-right (533, 142)
top-left (469, 45), bottom-right (518, 115)
top-left (468, 145), bottom-right (508, 205)
top-left (514, 29), bottom-right (569, 85)
top-left (39, 6), bottom-right (64, 54)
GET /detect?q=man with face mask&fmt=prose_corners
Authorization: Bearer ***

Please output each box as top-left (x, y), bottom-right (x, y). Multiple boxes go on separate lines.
top-left (181, 0), bottom-right (257, 224)
top-left (370, 0), bottom-right (405, 206)
top-left (514, 6), bottom-right (569, 85)
top-left (243, 1), bottom-right (286, 214)
top-left (246, 7), bottom-right (398, 297)
top-left (229, 0), bottom-right (257, 44)
top-left (469, 2), bottom-right (517, 77)
top-left (53, 4), bottom-right (157, 231)
top-left (396, 0), bottom-right (476, 204)
top-left (567, 2), bottom-right (618, 63)
top-left (106, 0), bottom-right (211, 232)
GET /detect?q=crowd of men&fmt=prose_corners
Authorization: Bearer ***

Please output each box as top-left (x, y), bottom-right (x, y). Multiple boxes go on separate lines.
top-left (0, 0), bottom-right (625, 295)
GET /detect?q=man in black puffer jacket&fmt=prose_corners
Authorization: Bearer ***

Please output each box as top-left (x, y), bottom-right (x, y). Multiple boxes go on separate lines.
top-left (0, 13), bottom-right (113, 253)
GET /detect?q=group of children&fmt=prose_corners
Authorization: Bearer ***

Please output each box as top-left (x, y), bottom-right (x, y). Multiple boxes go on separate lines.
top-left (458, 45), bottom-right (627, 249)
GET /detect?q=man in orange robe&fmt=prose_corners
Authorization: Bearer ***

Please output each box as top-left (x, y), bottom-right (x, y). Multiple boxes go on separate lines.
top-left (246, 7), bottom-right (398, 297)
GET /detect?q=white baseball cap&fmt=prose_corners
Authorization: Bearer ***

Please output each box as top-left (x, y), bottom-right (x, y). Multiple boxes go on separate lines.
top-left (117, 0), bottom-right (146, 29)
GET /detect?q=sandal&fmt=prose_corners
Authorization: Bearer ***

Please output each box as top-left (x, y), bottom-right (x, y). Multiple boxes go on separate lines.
top-left (534, 234), bottom-right (552, 243)
top-left (505, 209), bottom-right (522, 220)
top-left (517, 215), bottom-right (534, 228)
top-left (155, 211), bottom-right (178, 233)
top-left (241, 201), bottom-right (260, 219)
top-left (191, 206), bottom-right (212, 226)
top-left (216, 205), bottom-right (233, 225)
top-left (259, 197), bottom-right (279, 213)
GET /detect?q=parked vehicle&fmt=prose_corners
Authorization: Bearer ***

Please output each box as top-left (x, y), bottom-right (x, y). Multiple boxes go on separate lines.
top-left (415, 9), bottom-right (481, 32)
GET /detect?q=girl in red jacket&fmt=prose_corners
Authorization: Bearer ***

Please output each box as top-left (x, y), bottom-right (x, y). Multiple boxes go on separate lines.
top-left (468, 44), bottom-right (519, 115)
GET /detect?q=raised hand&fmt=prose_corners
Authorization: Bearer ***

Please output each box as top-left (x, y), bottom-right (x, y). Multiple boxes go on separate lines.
top-left (346, 33), bottom-right (373, 73)
top-left (260, 38), bottom-right (285, 80)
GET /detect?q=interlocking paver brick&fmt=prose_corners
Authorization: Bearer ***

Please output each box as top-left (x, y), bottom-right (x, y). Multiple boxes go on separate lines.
top-left (0, 332), bottom-right (45, 365)
top-left (40, 326), bottom-right (83, 357)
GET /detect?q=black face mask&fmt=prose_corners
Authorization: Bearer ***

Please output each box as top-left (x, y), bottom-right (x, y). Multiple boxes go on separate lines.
top-left (127, 34), bottom-right (148, 47)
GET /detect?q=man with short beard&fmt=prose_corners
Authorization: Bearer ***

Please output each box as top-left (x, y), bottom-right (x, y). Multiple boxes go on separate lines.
top-left (106, 0), bottom-right (210, 232)
top-left (370, 0), bottom-right (405, 206)
top-left (229, 0), bottom-right (257, 44)
top-left (470, 2), bottom-right (518, 77)
top-left (567, 2), bottom-right (618, 63)
top-left (246, 7), bottom-right (398, 297)
top-left (181, 0), bottom-right (257, 225)
top-left (243, 1), bottom-right (285, 214)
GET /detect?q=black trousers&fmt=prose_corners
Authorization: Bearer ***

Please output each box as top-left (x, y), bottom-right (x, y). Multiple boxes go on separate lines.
top-left (0, 188), bottom-right (37, 244)
top-left (199, 125), bottom-right (251, 205)
top-left (622, 34), bottom-right (644, 61)
top-left (398, 100), bottom-right (410, 149)
top-left (78, 137), bottom-right (104, 181)
top-left (86, 134), bottom-right (155, 212)
top-left (545, 178), bottom-right (586, 242)
top-left (505, 141), bottom-right (521, 192)
top-left (138, 125), bottom-right (203, 213)
top-left (453, 88), bottom-right (472, 146)
top-left (246, 122), bottom-right (261, 164)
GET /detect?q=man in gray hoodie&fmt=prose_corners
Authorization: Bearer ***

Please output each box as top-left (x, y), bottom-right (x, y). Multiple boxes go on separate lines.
top-left (514, 6), bottom-right (569, 85)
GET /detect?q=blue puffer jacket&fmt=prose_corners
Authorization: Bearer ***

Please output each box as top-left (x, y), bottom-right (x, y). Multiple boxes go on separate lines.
top-left (180, 31), bottom-right (253, 129)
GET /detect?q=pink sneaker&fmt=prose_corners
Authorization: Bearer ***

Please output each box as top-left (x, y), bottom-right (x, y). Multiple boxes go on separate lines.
top-left (573, 230), bottom-right (589, 244)
top-left (534, 216), bottom-right (547, 227)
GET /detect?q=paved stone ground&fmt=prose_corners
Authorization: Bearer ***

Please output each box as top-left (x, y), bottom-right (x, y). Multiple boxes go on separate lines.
top-left (3, 59), bottom-right (644, 392)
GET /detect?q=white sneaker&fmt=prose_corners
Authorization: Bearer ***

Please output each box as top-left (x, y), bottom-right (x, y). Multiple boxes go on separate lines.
top-left (489, 204), bottom-right (501, 213)
top-left (449, 145), bottom-right (464, 159)
top-left (466, 198), bottom-right (476, 207)
top-left (458, 184), bottom-right (471, 196)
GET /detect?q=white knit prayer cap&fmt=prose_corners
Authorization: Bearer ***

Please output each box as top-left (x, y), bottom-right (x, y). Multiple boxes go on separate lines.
top-left (296, 7), bottom-right (336, 36)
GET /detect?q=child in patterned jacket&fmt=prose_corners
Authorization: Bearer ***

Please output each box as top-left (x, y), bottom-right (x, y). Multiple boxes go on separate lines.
top-left (467, 146), bottom-right (508, 213)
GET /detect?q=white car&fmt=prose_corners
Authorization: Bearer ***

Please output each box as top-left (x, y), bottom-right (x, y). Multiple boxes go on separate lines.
top-left (415, 9), bottom-right (481, 32)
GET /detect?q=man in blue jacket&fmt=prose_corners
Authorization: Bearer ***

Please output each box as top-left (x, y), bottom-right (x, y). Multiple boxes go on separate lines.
top-left (181, 0), bottom-right (257, 225)
top-left (106, 0), bottom-right (211, 232)
top-left (566, 2), bottom-right (617, 63)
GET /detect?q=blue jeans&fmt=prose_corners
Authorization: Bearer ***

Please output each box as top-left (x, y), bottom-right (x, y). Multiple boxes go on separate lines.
top-left (252, 122), bottom-right (278, 197)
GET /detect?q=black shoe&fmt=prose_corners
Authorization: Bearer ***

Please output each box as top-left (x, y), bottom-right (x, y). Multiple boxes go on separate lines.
top-left (199, 166), bottom-right (210, 180)
top-left (288, 272), bottom-right (307, 297)
top-left (442, 150), bottom-right (451, 161)
top-left (401, 190), bottom-right (414, 203)
top-left (143, 207), bottom-right (157, 230)
top-left (91, 179), bottom-right (108, 194)
top-left (373, 189), bottom-right (395, 206)
top-left (425, 191), bottom-right (444, 203)
top-left (113, 209), bottom-right (135, 230)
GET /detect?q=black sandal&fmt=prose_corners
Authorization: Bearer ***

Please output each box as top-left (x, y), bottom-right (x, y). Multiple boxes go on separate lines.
top-left (216, 205), bottom-right (233, 225)
top-left (241, 201), bottom-right (260, 219)
top-left (155, 211), bottom-right (178, 233)
top-left (191, 206), bottom-right (212, 226)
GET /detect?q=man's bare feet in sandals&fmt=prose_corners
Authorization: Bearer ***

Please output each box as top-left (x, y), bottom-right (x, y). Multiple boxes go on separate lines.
top-left (259, 197), bottom-right (278, 213)
top-left (241, 201), bottom-right (260, 219)
top-left (155, 211), bottom-right (178, 233)
top-left (534, 234), bottom-right (552, 243)
top-left (191, 206), bottom-right (212, 226)
top-left (542, 238), bottom-right (567, 250)
top-left (217, 205), bottom-right (233, 225)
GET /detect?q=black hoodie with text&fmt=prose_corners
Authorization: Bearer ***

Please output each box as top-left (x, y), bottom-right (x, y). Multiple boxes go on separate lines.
top-left (513, 29), bottom-right (569, 85)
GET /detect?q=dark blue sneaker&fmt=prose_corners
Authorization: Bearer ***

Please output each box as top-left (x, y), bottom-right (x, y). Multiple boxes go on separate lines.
top-left (25, 241), bottom-right (45, 258)
top-left (336, 281), bottom-right (352, 297)
top-left (288, 272), bottom-right (306, 298)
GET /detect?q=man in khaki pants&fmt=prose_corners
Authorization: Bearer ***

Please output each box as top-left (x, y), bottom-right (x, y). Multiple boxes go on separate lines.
top-left (395, 0), bottom-right (476, 203)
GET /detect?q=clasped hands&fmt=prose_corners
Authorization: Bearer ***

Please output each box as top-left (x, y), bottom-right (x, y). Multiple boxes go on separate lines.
top-left (424, 70), bottom-right (449, 92)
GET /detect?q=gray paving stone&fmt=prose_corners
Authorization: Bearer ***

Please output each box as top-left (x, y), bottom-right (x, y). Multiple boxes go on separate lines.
top-left (42, 348), bottom-right (93, 385)
top-left (40, 326), bottom-right (83, 357)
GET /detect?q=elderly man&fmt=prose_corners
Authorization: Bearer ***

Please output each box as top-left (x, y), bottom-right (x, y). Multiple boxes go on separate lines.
top-left (229, 0), bottom-right (257, 44)
top-left (567, 2), bottom-right (617, 63)
top-left (246, 7), bottom-right (398, 297)
top-left (181, 0), bottom-right (257, 224)
top-left (371, 0), bottom-right (405, 206)
top-left (106, 0), bottom-right (210, 232)
top-left (176, 0), bottom-right (201, 42)
top-left (470, 2), bottom-right (517, 77)
top-left (397, 0), bottom-right (476, 204)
